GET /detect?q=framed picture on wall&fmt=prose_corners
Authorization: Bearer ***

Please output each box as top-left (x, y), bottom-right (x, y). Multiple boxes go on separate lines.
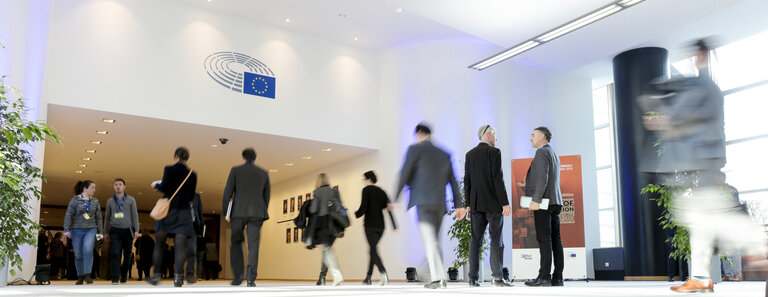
top-left (298, 196), bottom-right (303, 210)
top-left (283, 199), bottom-right (288, 214)
top-left (306, 193), bottom-right (311, 200)
top-left (285, 228), bottom-right (291, 244)
top-left (333, 185), bottom-right (339, 191)
top-left (290, 197), bottom-right (295, 213)
top-left (301, 228), bottom-right (306, 242)
top-left (293, 227), bottom-right (299, 243)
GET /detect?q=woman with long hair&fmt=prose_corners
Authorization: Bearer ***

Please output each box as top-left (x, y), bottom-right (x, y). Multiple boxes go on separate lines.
top-left (147, 147), bottom-right (197, 287)
top-left (62, 180), bottom-right (103, 285)
top-left (310, 173), bottom-right (345, 286)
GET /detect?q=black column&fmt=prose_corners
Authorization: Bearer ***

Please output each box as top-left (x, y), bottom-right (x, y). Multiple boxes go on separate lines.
top-left (612, 47), bottom-right (668, 277)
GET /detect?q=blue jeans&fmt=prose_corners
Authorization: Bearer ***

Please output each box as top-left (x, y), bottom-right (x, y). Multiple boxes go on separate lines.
top-left (71, 228), bottom-right (97, 276)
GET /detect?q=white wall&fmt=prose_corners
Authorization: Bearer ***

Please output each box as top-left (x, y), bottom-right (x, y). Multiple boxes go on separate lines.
top-left (41, 0), bottom-right (380, 149)
top-left (0, 0), bottom-right (52, 281)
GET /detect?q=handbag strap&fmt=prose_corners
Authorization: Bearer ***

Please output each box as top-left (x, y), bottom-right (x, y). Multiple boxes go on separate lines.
top-left (167, 169), bottom-right (193, 203)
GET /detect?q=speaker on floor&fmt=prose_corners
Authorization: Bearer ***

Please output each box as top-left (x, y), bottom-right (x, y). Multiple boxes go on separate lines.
top-left (405, 267), bottom-right (418, 282)
top-left (593, 247), bottom-right (625, 280)
top-left (33, 264), bottom-right (51, 285)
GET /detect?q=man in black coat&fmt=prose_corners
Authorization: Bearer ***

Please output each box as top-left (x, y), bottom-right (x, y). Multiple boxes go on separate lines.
top-left (395, 123), bottom-right (465, 289)
top-left (222, 148), bottom-right (270, 287)
top-left (464, 125), bottom-right (511, 287)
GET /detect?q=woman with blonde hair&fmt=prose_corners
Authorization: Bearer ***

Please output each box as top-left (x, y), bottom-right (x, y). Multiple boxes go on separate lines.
top-left (310, 173), bottom-right (345, 286)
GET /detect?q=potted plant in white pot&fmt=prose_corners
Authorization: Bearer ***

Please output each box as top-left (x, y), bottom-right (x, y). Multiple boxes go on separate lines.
top-left (0, 48), bottom-right (60, 285)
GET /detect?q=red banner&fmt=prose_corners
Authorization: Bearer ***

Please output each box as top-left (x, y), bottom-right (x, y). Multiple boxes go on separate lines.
top-left (510, 155), bottom-right (585, 248)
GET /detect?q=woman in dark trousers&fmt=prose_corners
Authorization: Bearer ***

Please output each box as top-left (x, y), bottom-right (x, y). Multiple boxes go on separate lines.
top-left (147, 147), bottom-right (197, 287)
top-left (62, 180), bottom-right (103, 285)
top-left (49, 232), bottom-right (66, 279)
top-left (310, 173), bottom-right (345, 286)
top-left (355, 170), bottom-right (397, 285)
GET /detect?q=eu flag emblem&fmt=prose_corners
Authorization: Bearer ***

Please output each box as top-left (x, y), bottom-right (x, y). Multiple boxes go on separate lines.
top-left (243, 72), bottom-right (276, 99)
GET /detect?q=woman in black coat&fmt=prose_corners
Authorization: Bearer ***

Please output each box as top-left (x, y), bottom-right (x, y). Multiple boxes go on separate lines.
top-left (147, 147), bottom-right (197, 287)
top-left (354, 170), bottom-right (397, 285)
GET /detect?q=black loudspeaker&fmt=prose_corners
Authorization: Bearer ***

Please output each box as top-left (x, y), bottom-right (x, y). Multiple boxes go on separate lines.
top-left (593, 247), bottom-right (625, 280)
top-left (34, 264), bottom-right (51, 285)
top-left (502, 267), bottom-right (510, 281)
top-left (405, 267), bottom-right (418, 282)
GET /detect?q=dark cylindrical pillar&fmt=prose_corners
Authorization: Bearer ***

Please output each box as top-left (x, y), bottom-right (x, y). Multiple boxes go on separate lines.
top-left (612, 47), bottom-right (669, 277)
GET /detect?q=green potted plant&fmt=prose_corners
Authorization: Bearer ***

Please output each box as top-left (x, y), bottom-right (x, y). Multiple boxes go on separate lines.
top-left (0, 55), bottom-right (60, 284)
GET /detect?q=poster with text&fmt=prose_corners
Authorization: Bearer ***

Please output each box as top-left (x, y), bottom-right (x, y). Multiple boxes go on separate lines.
top-left (510, 155), bottom-right (585, 249)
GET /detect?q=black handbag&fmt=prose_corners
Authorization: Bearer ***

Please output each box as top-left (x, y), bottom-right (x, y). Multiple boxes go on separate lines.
top-left (327, 199), bottom-right (350, 229)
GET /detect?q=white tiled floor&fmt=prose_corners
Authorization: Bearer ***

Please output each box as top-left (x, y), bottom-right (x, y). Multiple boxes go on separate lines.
top-left (1, 280), bottom-right (765, 297)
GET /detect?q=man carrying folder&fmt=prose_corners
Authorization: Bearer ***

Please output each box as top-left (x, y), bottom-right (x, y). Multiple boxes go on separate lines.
top-left (522, 127), bottom-right (564, 287)
top-left (222, 148), bottom-right (270, 287)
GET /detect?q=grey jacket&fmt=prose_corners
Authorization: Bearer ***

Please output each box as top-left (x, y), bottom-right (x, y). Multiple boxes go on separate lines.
top-left (310, 185), bottom-right (342, 216)
top-left (63, 196), bottom-right (103, 233)
top-left (524, 144), bottom-right (563, 205)
top-left (395, 140), bottom-right (463, 214)
top-left (103, 194), bottom-right (139, 232)
top-left (638, 72), bottom-right (726, 176)
top-left (222, 162), bottom-right (271, 220)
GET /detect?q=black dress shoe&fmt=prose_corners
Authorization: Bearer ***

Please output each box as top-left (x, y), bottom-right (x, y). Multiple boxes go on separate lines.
top-left (551, 279), bottom-right (564, 286)
top-left (174, 274), bottom-right (184, 287)
top-left (524, 277), bottom-right (552, 287)
top-left (424, 280), bottom-right (447, 289)
top-left (186, 274), bottom-right (197, 284)
top-left (84, 273), bottom-right (93, 284)
top-left (362, 276), bottom-right (372, 285)
top-left (147, 273), bottom-right (162, 286)
top-left (247, 281), bottom-right (256, 287)
top-left (231, 276), bottom-right (243, 286)
top-left (469, 279), bottom-right (480, 287)
top-left (316, 275), bottom-right (326, 286)
top-left (492, 279), bottom-right (513, 287)
top-left (75, 275), bottom-right (84, 285)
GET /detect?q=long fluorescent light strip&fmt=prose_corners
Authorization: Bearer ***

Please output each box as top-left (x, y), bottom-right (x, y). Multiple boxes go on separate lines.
top-left (469, 0), bottom-right (644, 70)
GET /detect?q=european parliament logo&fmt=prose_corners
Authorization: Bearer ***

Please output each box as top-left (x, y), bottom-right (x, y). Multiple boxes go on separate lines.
top-left (204, 51), bottom-right (276, 99)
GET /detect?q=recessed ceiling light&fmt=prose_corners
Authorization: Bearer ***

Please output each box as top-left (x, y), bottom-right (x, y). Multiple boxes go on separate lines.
top-left (207, 0), bottom-right (211, 2)
top-left (137, 192), bottom-right (143, 195)
top-left (302, 156), bottom-right (312, 160)
top-left (78, 164), bottom-right (87, 168)
top-left (210, 144), bottom-right (218, 148)
top-left (284, 163), bottom-right (294, 166)
top-left (211, 211), bottom-right (216, 213)
top-left (44, 211), bottom-right (48, 214)
top-left (285, 18), bottom-right (291, 23)
top-left (91, 141), bottom-right (102, 144)
top-left (96, 130), bottom-right (108, 135)
top-left (86, 149), bottom-right (96, 153)
top-left (321, 148), bottom-right (332, 152)
top-left (75, 170), bottom-right (83, 173)
top-left (269, 169), bottom-right (278, 173)
top-left (102, 118), bottom-right (115, 123)
top-left (82, 157), bottom-right (91, 161)
top-left (199, 191), bottom-right (204, 194)
top-left (394, 8), bottom-right (403, 13)
top-left (353, 37), bottom-right (359, 41)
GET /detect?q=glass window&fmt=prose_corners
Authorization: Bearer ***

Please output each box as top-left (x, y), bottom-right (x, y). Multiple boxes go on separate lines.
top-left (596, 168), bottom-right (614, 210)
top-left (724, 84), bottom-right (768, 141)
top-left (671, 57), bottom-right (697, 77)
top-left (594, 128), bottom-right (612, 168)
top-left (592, 86), bottom-right (609, 126)
top-left (739, 191), bottom-right (768, 225)
top-left (599, 209), bottom-right (616, 247)
top-left (724, 136), bottom-right (768, 192)
top-left (714, 30), bottom-right (768, 91)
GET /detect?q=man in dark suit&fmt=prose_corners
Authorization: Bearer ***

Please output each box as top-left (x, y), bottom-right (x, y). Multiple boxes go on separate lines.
top-left (395, 123), bottom-right (466, 289)
top-left (464, 125), bottom-right (512, 287)
top-left (222, 148), bottom-right (270, 287)
top-left (523, 126), bottom-right (564, 287)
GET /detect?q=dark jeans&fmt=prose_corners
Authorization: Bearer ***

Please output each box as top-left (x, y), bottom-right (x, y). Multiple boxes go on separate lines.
top-left (152, 231), bottom-right (187, 277)
top-left (364, 228), bottom-right (386, 277)
top-left (469, 211), bottom-right (504, 280)
top-left (534, 204), bottom-right (564, 280)
top-left (108, 227), bottom-right (133, 282)
top-left (230, 218), bottom-right (264, 282)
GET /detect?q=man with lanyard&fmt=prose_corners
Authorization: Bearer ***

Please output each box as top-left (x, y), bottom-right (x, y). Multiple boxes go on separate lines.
top-left (104, 178), bottom-right (140, 284)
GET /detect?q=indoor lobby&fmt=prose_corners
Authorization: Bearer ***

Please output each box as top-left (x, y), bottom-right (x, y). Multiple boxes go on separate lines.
top-left (2, 0), bottom-right (768, 296)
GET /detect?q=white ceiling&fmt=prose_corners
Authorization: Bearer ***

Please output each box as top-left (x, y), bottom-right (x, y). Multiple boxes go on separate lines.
top-left (41, 104), bottom-right (375, 213)
top-left (175, 0), bottom-right (766, 73)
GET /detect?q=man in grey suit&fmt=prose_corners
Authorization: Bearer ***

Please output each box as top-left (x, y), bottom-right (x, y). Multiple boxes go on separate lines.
top-left (523, 127), bottom-right (564, 287)
top-left (222, 148), bottom-right (270, 287)
top-left (395, 123), bottom-right (466, 289)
